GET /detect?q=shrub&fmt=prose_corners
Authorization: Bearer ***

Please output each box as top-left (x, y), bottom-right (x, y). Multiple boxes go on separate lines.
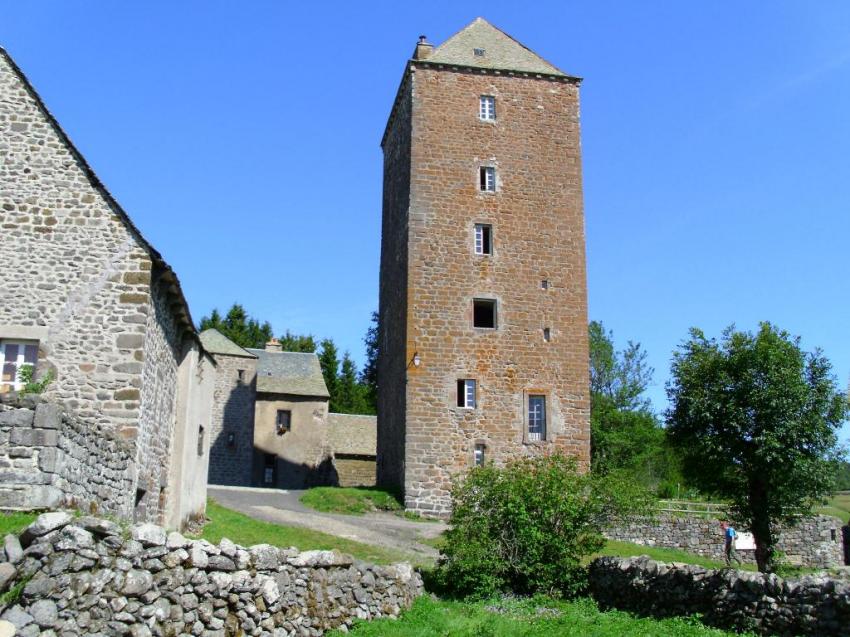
top-left (435, 453), bottom-right (652, 599)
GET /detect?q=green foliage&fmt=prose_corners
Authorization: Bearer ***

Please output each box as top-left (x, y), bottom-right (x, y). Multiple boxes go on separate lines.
top-left (278, 330), bottom-right (317, 353)
top-left (17, 365), bottom-right (53, 395)
top-left (0, 510), bottom-right (37, 536)
top-left (666, 322), bottom-right (848, 572)
top-left (329, 594), bottom-right (751, 637)
top-left (318, 339), bottom-right (341, 411)
top-left (300, 487), bottom-right (402, 515)
top-left (834, 461), bottom-right (850, 491)
top-left (435, 454), bottom-right (653, 599)
top-left (199, 304), bottom-right (274, 349)
top-left (359, 311), bottom-right (378, 413)
top-left (589, 320), bottom-right (653, 411)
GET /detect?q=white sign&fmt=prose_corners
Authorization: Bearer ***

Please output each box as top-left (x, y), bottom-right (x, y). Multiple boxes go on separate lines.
top-left (735, 532), bottom-right (755, 551)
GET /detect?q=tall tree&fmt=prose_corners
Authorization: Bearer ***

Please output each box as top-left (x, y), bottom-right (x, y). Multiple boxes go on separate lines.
top-left (318, 339), bottom-right (341, 412)
top-left (589, 320), bottom-right (653, 412)
top-left (360, 311), bottom-right (379, 413)
top-left (666, 323), bottom-right (847, 572)
top-left (336, 352), bottom-right (366, 414)
top-left (278, 330), bottom-right (316, 353)
top-left (199, 303), bottom-right (273, 349)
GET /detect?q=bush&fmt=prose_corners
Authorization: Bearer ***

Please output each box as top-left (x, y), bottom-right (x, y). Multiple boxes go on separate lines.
top-left (435, 453), bottom-right (652, 599)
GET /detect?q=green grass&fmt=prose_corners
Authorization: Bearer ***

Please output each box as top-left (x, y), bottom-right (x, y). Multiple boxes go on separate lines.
top-left (195, 499), bottom-right (412, 565)
top-left (300, 487), bottom-right (403, 515)
top-left (329, 594), bottom-right (751, 636)
top-left (592, 540), bottom-right (758, 571)
top-left (0, 511), bottom-right (37, 536)
top-left (814, 493), bottom-right (850, 523)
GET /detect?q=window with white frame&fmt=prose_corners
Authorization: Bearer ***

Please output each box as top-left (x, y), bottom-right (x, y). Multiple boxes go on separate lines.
top-left (479, 95), bottom-right (495, 121)
top-left (479, 166), bottom-right (496, 192)
top-left (0, 341), bottom-right (38, 393)
top-left (528, 394), bottom-right (546, 441)
top-left (474, 443), bottom-right (486, 466)
top-left (474, 224), bottom-right (492, 255)
top-left (456, 379), bottom-right (476, 408)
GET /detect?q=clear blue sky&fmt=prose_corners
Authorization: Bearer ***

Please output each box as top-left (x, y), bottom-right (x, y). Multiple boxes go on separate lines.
top-left (3, 2), bottom-right (848, 440)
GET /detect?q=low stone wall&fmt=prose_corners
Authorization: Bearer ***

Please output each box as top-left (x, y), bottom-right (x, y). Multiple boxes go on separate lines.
top-left (605, 512), bottom-right (845, 568)
top-left (0, 395), bottom-right (135, 517)
top-left (589, 556), bottom-right (850, 636)
top-left (0, 512), bottom-right (423, 636)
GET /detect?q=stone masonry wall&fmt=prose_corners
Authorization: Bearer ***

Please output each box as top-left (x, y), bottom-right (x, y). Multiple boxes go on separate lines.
top-left (207, 353), bottom-right (257, 486)
top-left (380, 61), bottom-right (590, 516)
top-left (0, 396), bottom-right (134, 517)
top-left (0, 512), bottom-right (423, 636)
top-left (589, 556), bottom-right (850, 636)
top-left (333, 458), bottom-right (376, 488)
top-left (605, 512), bottom-right (845, 569)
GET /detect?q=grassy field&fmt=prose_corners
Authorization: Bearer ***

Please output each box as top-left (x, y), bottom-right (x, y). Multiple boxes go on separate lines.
top-left (814, 493), bottom-right (850, 524)
top-left (329, 594), bottom-right (750, 636)
top-left (195, 500), bottom-right (411, 564)
top-left (0, 511), bottom-right (37, 536)
top-left (300, 487), bottom-right (403, 515)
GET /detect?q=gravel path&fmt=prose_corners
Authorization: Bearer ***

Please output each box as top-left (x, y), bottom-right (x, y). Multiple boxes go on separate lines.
top-left (208, 485), bottom-right (446, 563)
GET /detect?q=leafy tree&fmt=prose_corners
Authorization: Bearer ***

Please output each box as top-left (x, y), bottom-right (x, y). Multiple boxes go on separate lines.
top-left (318, 339), bottom-right (341, 412)
top-left (336, 352), bottom-right (367, 414)
top-left (666, 322), bottom-right (847, 572)
top-left (436, 454), bottom-right (652, 598)
top-left (199, 303), bottom-right (273, 349)
top-left (589, 320), bottom-right (653, 412)
top-left (360, 311), bottom-right (379, 413)
top-left (278, 330), bottom-right (316, 353)
top-left (836, 461), bottom-right (850, 492)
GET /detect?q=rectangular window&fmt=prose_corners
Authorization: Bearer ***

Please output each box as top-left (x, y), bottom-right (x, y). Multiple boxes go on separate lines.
top-left (197, 426), bottom-right (205, 456)
top-left (479, 95), bottom-right (496, 121)
top-left (473, 299), bottom-right (497, 329)
top-left (0, 340), bottom-right (38, 393)
top-left (457, 379), bottom-right (476, 408)
top-left (276, 410), bottom-right (291, 435)
top-left (528, 395), bottom-right (546, 441)
top-left (543, 328), bottom-right (551, 342)
top-left (474, 224), bottom-right (492, 255)
top-left (237, 369), bottom-right (245, 383)
top-left (474, 443), bottom-right (486, 466)
top-left (479, 166), bottom-right (496, 192)
top-left (473, 48), bottom-right (486, 57)
top-left (264, 453), bottom-right (276, 485)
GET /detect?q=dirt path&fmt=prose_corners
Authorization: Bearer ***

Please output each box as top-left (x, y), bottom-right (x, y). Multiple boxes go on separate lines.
top-left (208, 485), bottom-right (446, 564)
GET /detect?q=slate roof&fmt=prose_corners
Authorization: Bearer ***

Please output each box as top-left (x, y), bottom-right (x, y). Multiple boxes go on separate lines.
top-left (327, 413), bottom-right (377, 457)
top-left (198, 329), bottom-right (257, 359)
top-left (246, 349), bottom-right (330, 398)
top-left (424, 17), bottom-right (570, 78)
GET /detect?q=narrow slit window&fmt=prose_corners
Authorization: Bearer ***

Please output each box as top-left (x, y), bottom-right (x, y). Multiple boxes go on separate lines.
top-left (457, 379), bottom-right (476, 408)
top-left (197, 426), bottom-right (205, 456)
top-left (543, 328), bottom-right (551, 342)
top-left (473, 299), bottom-right (497, 329)
top-left (474, 224), bottom-right (492, 255)
top-left (528, 395), bottom-right (547, 441)
top-left (474, 444), bottom-right (486, 466)
top-left (479, 166), bottom-right (496, 192)
top-left (479, 95), bottom-right (496, 121)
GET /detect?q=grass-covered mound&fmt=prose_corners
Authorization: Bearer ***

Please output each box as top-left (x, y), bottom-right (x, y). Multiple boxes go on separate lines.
top-left (300, 487), bottom-right (403, 515)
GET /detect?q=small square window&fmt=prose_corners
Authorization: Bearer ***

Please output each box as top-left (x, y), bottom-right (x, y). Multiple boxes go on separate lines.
top-left (528, 395), bottom-right (547, 441)
top-left (237, 369), bottom-right (245, 383)
top-left (473, 48), bottom-right (486, 57)
top-left (473, 299), bottom-right (497, 329)
top-left (474, 224), bottom-right (492, 255)
top-left (276, 410), bottom-right (291, 435)
top-left (457, 379), bottom-right (476, 408)
top-left (541, 280), bottom-right (549, 290)
top-left (479, 95), bottom-right (495, 121)
top-left (0, 340), bottom-right (38, 393)
top-left (474, 443), bottom-right (486, 466)
top-left (479, 166), bottom-right (496, 192)
top-left (543, 328), bottom-right (551, 342)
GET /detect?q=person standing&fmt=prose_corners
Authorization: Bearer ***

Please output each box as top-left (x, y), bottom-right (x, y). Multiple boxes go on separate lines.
top-left (721, 521), bottom-right (741, 566)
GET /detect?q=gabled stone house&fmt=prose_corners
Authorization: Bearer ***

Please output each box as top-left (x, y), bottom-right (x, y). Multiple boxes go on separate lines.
top-left (0, 47), bottom-right (214, 529)
top-left (200, 330), bottom-right (378, 488)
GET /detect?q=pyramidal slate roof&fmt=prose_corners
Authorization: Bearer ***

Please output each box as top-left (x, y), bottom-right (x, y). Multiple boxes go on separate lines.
top-left (246, 348), bottom-right (330, 399)
top-left (424, 17), bottom-right (569, 77)
top-left (199, 329), bottom-right (257, 359)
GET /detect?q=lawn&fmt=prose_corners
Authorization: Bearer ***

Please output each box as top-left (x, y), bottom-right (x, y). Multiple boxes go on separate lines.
top-left (329, 594), bottom-right (750, 636)
top-left (814, 493), bottom-right (850, 524)
top-left (195, 499), bottom-right (412, 564)
top-left (300, 487), bottom-right (403, 515)
top-left (592, 540), bottom-right (757, 571)
top-left (0, 511), bottom-right (37, 536)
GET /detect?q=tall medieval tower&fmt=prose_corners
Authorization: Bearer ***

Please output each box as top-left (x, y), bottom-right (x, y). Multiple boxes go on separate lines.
top-left (378, 18), bottom-right (590, 516)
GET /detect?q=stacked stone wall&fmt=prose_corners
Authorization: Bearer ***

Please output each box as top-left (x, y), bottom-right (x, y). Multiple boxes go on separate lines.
top-left (0, 396), bottom-right (134, 517)
top-left (334, 458), bottom-right (376, 488)
top-left (207, 354), bottom-right (257, 486)
top-left (0, 512), bottom-right (423, 636)
top-left (605, 512), bottom-right (845, 569)
top-left (589, 555), bottom-right (850, 636)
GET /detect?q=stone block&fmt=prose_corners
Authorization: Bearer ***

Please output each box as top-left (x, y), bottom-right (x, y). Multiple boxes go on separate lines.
top-left (0, 410), bottom-right (34, 427)
top-left (116, 334), bottom-right (145, 349)
top-left (37, 447), bottom-right (62, 473)
top-left (10, 428), bottom-right (58, 447)
top-left (119, 293), bottom-right (148, 305)
top-left (0, 486), bottom-right (62, 511)
top-left (34, 403), bottom-right (61, 430)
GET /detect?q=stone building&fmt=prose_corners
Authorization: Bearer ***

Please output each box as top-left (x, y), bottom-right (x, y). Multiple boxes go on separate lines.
top-left (377, 18), bottom-right (591, 515)
top-left (200, 330), bottom-right (378, 488)
top-left (0, 47), bottom-right (214, 529)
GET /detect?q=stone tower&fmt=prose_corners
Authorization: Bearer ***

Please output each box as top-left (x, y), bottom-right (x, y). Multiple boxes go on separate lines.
top-left (377, 18), bottom-right (591, 516)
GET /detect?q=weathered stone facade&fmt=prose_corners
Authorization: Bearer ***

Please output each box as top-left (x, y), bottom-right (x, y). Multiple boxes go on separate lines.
top-left (605, 512), bottom-right (846, 569)
top-left (378, 19), bottom-right (591, 515)
top-left (590, 555), bottom-right (850, 636)
top-left (0, 512), bottom-right (422, 636)
top-left (0, 47), bottom-right (214, 527)
top-left (327, 414), bottom-right (377, 487)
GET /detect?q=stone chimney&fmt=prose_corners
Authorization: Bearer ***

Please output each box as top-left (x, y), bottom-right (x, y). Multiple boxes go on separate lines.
top-left (413, 35), bottom-right (433, 60)
top-left (265, 338), bottom-right (282, 353)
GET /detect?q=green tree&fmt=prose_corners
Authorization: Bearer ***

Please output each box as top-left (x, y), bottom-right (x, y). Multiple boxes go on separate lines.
top-left (666, 322), bottom-right (847, 572)
top-left (360, 311), bottom-right (379, 413)
top-left (589, 320), bottom-right (653, 411)
top-left (318, 339), bottom-right (341, 412)
top-left (278, 330), bottom-right (317, 353)
top-left (199, 303), bottom-right (273, 349)
top-left (336, 352), bottom-right (369, 414)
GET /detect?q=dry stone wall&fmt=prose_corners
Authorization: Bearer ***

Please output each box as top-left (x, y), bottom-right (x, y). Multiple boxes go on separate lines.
top-left (589, 555), bottom-right (850, 636)
top-left (0, 512), bottom-right (423, 636)
top-left (0, 395), bottom-right (134, 517)
top-left (605, 512), bottom-right (845, 569)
